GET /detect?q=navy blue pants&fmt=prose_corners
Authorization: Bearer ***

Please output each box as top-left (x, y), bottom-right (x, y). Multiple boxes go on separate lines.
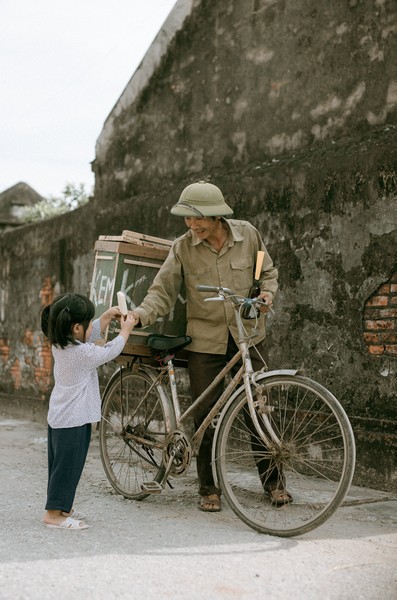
top-left (45, 423), bottom-right (91, 512)
top-left (188, 334), bottom-right (280, 497)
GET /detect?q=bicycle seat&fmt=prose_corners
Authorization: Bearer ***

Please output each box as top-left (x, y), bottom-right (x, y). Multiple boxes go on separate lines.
top-left (147, 334), bottom-right (192, 353)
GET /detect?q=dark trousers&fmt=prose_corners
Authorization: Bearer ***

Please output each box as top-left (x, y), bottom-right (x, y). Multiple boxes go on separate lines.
top-left (188, 334), bottom-right (280, 497)
top-left (45, 424), bottom-right (91, 512)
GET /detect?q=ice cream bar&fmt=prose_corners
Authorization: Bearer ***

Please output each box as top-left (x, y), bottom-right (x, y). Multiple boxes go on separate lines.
top-left (117, 291), bottom-right (128, 316)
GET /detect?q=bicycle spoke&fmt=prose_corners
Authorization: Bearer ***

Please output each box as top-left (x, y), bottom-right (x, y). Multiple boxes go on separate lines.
top-left (215, 374), bottom-right (355, 537)
top-left (99, 368), bottom-right (170, 499)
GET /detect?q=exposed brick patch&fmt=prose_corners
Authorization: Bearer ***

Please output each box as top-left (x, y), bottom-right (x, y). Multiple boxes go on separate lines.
top-left (10, 357), bottom-right (21, 389)
top-left (0, 338), bottom-right (9, 363)
top-left (363, 272), bottom-right (397, 357)
top-left (39, 276), bottom-right (54, 307)
top-left (34, 337), bottom-right (52, 390)
top-left (366, 295), bottom-right (388, 307)
top-left (23, 329), bottom-right (34, 346)
top-left (35, 277), bottom-right (55, 390)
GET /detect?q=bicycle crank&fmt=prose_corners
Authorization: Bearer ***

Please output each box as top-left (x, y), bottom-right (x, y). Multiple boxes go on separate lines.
top-left (141, 430), bottom-right (192, 494)
top-left (164, 430), bottom-right (192, 476)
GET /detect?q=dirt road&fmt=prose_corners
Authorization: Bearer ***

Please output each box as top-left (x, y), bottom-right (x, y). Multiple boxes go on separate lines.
top-left (0, 415), bottom-right (395, 600)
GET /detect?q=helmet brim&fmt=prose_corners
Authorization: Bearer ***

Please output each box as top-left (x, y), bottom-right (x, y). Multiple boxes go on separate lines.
top-left (170, 203), bottom-right (233, 217)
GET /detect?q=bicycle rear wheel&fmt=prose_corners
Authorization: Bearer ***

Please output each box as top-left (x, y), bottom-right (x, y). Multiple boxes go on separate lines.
top-left (214, 374), bottom-right (355, 537)
top-left (100, 367), bottom-right (172, 500)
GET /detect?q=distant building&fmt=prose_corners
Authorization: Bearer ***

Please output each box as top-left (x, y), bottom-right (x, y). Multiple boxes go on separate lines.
top-left (0, 182), bottom-right (44, 232)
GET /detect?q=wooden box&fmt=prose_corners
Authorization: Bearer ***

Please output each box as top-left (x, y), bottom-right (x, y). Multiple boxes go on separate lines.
top-left (90, 230), bottom-right (187, 359)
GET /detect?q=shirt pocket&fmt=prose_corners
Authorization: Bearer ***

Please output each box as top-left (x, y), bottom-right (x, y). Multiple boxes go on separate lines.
top-left (185, 266), bottom-right (214, 290)
top-left (231, 256), bottom-right (254, 292)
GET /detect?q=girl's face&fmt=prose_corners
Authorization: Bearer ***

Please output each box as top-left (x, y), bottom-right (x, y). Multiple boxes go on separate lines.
top-left (85, 320), bottom-right (93, 341)
top-left (73, 320), bottom-right (93, 342)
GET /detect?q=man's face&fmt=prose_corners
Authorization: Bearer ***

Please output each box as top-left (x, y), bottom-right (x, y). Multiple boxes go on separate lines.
top-left (184, 216), bottom-right (217, 240)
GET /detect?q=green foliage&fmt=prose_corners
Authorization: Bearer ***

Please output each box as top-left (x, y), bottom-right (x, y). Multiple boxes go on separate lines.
top-left (22, 183), bottom-right (90, 223)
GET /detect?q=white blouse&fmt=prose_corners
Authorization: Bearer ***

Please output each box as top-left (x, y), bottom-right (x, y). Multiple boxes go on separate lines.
top-left (47, 319), bottom-right (125, 428)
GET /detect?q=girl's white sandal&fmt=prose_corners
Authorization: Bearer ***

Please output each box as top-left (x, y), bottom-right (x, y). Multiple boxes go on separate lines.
top-left (62, 509), bottom-right (86, 520)
top-left (46, 517), bottom-right (89, 530)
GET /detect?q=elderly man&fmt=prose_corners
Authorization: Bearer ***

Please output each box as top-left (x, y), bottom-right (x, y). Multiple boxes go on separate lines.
top-left (132, 181), bottom-right (290, 511)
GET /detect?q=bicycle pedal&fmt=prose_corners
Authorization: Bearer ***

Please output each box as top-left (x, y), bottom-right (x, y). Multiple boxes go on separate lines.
top-left (141, 481), bottom-right (163, 494)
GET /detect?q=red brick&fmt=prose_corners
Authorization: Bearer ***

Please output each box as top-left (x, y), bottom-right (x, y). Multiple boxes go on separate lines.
top-left (0, 339), bottom-right (10, 363)
top-left (390, 296), bottom-right (397, 305)
top-left (364, 308), bottom-right (397, 319)
top-left (385, 345), bottom-right (397, 355)
top-left (368, 345), bottom-right (385, 355)
top-left (23, 329), bottom-right (34, 346)
top-left (364, 320), bottom-right (395, 330)
top-left (39, 276), bottom-right (54, 307)
top-left (367, 295), bottom-right (389, 307)
top-left (364, 332), bottom-right (397, 343)
top-left (378, 284), bottom-right (391, 294)
top-left (391, 284), bottom-right (397, 293)
top-left (376, 308), bottom-right (396, 318)
top-left (10, 358), bottom-right (21, 390)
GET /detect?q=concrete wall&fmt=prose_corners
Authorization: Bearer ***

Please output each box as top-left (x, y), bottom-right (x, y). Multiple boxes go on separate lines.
top-left (0, 0), bottom-right (396, 490)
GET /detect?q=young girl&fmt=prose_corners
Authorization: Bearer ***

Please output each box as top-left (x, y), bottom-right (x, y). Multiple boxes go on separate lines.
top-left (41, 293), bottom-right (136, 530)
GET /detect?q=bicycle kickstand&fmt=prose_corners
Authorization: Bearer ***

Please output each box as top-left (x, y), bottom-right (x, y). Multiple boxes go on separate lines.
top-left (141, 448), bottom-right (177, 494)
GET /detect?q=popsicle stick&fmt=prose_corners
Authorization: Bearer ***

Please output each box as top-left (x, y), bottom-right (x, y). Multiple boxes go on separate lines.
top-left (254, 251), bottom-right (265, 280)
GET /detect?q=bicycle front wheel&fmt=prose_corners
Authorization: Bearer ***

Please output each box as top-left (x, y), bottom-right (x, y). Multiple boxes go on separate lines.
top-left (100, 366), bottom-right (172, 500)
top-left (214, 374), bottom-right (356, 537)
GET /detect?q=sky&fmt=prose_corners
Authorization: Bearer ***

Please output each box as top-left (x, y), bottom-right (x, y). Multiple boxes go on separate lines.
top-left (0, 0), bottom-right (177, 199)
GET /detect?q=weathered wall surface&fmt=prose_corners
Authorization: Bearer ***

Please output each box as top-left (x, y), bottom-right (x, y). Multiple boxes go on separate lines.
top-left (0, 0), bottom-right (396, 490)
top-left (0, 203), bottom-right (96, 418)
top-left (95, 0), bottom-right (397, 194)
top-left (93, 0), bottom-right (397, 491)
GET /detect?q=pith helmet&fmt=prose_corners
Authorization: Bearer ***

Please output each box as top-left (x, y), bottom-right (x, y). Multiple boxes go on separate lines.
top-left (171, 181), bottom-right (233, 217)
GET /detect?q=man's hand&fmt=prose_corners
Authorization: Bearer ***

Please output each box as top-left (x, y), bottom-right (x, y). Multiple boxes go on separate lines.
top-left (258, 292), bottom-right (273, 313)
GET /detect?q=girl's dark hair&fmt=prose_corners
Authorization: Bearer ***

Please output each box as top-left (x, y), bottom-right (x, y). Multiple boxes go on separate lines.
top-left (41, 293), bottom-right (95, 349)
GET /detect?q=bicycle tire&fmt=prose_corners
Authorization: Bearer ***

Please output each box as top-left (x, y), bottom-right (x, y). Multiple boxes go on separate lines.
top-left (214, 374), bottom-right (356, 537)
top-left (99, 366), bottom-right (173, 500)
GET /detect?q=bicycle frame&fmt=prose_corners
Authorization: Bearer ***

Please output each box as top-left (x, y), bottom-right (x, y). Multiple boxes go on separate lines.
top-left (102, 285), bottom-right (299, 459)
top-left (99, 284), bottom-right (355, 537)
top-left (140, 288), bottom-right (292, 455)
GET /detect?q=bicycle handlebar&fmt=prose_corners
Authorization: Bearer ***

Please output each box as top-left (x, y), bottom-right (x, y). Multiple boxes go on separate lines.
top-left (196, 284), bottom-right (268, 309)
top-left (196, 284), bottom-right (233, 294)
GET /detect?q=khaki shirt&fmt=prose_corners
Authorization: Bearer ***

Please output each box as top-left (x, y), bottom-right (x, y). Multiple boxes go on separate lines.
top-left (135, 219), bottom-right (278, 354)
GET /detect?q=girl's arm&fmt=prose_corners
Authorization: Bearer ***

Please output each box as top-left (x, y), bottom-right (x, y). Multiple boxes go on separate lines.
top-left (99, 306), bottom-right (122, 334)
top-left (80, 314), bottom-right (135, 369)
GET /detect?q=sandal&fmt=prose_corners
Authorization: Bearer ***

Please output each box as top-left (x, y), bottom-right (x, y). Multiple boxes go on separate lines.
top-left (45, 517), bottom-right (89, 530)
top-left (265, 484), bottom-right (293, 506)
top-left (62, 508), bottom-right (86, 520)
top-left (198, 493), bottom-right (222, 512)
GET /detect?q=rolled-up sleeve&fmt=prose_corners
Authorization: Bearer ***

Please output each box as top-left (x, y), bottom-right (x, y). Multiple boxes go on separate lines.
top-left (134, 245), bottom-right (183, 327)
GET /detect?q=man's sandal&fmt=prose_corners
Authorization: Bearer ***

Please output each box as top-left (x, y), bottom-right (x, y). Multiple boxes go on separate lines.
top-left (199, 493), bottom-right (222, 512)
top-left (265, 485), bottom-right (293, 506)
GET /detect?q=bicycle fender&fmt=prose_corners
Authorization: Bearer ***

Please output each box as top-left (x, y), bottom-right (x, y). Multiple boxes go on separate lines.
top-left (211, 369), bottom-right (299, 487)
top-left (252, 369), bottom-right (299, 382)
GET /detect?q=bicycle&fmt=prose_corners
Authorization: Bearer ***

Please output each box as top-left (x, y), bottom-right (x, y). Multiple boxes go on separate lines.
top-left (99, 285), bottom-right (356, 537)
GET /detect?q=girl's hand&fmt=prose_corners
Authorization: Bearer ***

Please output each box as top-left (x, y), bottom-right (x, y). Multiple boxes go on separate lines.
top-left (100, 305), bottom-right (123, 335)
top-left (119, 314), bottom-right (135, 341)
top-left (106, 306), bottom-right (123, 320)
